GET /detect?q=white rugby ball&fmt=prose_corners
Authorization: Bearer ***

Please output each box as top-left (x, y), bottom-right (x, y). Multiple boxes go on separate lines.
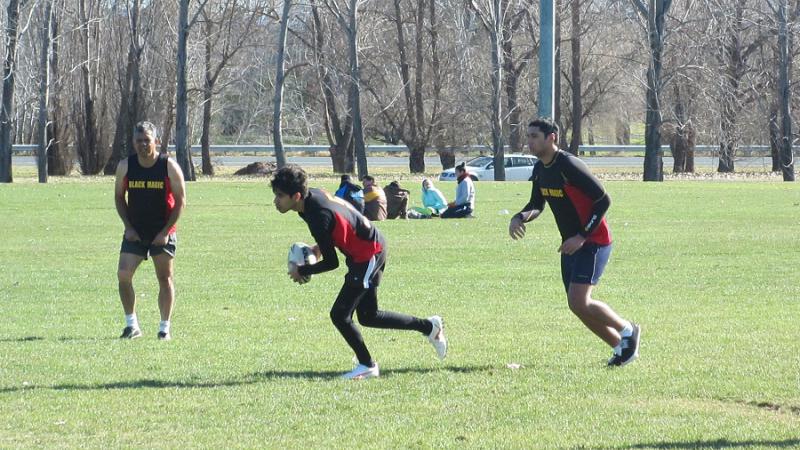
top-left (288, 242), bottom-right (317, 283)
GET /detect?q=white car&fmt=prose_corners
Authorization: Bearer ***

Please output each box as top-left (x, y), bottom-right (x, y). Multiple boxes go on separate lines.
top-left (439, 154), bottom-right (539, 181)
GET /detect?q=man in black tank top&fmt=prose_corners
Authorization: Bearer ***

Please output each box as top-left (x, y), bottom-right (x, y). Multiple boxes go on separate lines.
top-left (114, 121), bottom-right (186, 341)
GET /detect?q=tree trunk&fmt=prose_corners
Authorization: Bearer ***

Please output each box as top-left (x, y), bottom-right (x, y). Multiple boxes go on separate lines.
top-left (37, 0), bottom-right (53, 183)
top-left (201, 19), bottom-right (214, 176)
top-left (0, 0), bottom-right (21, 183)
top-left (47, 1), bottom-right (70, 176)
top-left (437, 148), bottom-right (455, 169)
top-left (409, 144), bottom-right (425, 173)
top-left (411, 0), bottom-right (426, 173)
top-left (554, 0), bottom-right (562, 126)
top-left (160, 81), bottom-right (175, 155)
top-left (717, 106), bottom-right (737, 173)
top-left (644, 69), bottom-right (664, 181)
top-left (641, 0), bottom-right (670, 182)
top-left (671, 84), bottom-right (688, 173)
top-left (75, 0), bottom-right (104, 175)
top-left (769, 100), bottom-right (781, 172)
top-left (491, 0), bottom-right (505, 181)
top-left (568, 0), bottom-right (581, 156)
top-left (777, 0), bottom-right (794, 181)
top-left (272, 0), bottom-right (292, 169)
top-left (347, 0), bottom-right (368, 179)
top-left (175, 0), bottom-right (195, 181)
top-left (615, 118), bottom-right (630, 144)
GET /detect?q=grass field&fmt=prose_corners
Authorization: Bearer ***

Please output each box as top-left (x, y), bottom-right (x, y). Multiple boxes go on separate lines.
top-left (1, 176), bottom-right (799, 449)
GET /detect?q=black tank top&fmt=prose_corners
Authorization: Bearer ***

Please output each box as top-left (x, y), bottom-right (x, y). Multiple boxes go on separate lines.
top-left (125, 153), bottom-right (175, 241)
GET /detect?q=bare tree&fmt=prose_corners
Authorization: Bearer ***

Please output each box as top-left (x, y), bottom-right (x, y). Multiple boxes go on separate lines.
top-left (324, 0), bottom-right (369, 179)
top-left (200, 0), bottom-right (265, 176)
top-left (176, 0), bottom-right (210, 181)
top-left (468, 0), bottom-right (505, 181)
top-left (105, 0), bottom-right (147, 175)
top-left (630, 0), bottom-right (673, 181)
top-left (568, 0), bottom-right (582, 155)
top-left (46, 0), bottom-right (70, 176)
top-left (74, 0), bottom-right (109, 175)
top-left (769, 0), bottom-right (795, 180)
top-left (273, 0), bottom-right (291, 169)
top-left (36, 0), bottom-right (53, 183)
top-left (502, 1), bottom-right (536, 153)
top-left (0, 0), bottom-right (26, 183)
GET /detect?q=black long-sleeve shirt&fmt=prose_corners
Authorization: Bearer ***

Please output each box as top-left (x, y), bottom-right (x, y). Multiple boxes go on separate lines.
top-left (518, 150), bottom-right (612, 245)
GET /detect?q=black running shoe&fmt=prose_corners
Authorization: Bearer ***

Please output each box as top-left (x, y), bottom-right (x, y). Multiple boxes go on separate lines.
top-left (120, 326), bottom-right (142, 339)
top-left (157, 331), bottom-right (171, 341)
top-left (608, 324), bottom-right (640, 366)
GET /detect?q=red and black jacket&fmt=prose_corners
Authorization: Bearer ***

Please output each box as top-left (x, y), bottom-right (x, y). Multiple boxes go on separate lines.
top-left (520, 150), bottom-right (611, 245)
top-left (297, 188), bottom-right (385, 277)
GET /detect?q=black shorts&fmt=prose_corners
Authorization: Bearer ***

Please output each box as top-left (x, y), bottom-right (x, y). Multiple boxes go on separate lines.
top-left (120, 233), bottom-right (177, 260)
top-left (560, 242), bottom-right (611, 293)
top-left (345, 251), bottom-right (386, 289)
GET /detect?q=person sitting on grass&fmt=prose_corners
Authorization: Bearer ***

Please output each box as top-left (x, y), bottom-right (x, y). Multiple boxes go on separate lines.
top-left (409, 178), bottom-right (448, 218)
top-left (383, 181), bottom-right (410, 219)
top-left (335, 174), bottom-right (365, 213)
top-left (441, 162), bottom-right (475, 219)
top-left (362, 175), bottom-right (387, 221)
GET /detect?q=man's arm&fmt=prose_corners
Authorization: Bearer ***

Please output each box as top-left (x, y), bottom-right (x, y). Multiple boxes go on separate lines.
top-left (152, 158), bottom-right (186, 245)
top-left (114, 159), bottom-right (139, 241)
top-left (509, 170), bottom-right (545, 240)
top-left (297, 211), bottom-right (340, 277)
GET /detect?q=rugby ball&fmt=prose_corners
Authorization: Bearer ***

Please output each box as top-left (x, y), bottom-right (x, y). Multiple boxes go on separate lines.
top-left (288, 242), bottom-right (317, 283)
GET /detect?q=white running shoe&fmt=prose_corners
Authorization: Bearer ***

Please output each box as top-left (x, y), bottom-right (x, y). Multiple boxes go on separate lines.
top-left (427, 315), bottom-right (447, 360)
top-left (341, 363), bottom-right (380, 380)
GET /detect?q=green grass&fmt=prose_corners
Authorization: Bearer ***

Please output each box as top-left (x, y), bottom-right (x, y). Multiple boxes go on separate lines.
top-left (1, 178), bottom-right (799, 449)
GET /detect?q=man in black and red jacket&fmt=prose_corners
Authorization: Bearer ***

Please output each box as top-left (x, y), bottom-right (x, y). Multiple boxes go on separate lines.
top-left (271, 165), bottom-right (447, 380)
top-left (509, 118), bottom-right (641, 367)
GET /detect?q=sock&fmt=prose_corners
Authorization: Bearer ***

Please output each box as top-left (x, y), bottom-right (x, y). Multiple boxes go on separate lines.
top-left (125, 314), bottom-right (139, 329)
top-left (159, 320), bottom-right (171, 333)
top-left (620, 322), bottom-right (633, 337)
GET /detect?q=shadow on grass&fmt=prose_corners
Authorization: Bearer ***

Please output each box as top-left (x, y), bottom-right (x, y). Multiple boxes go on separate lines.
top-left (252, 364), bottom-right (496, 380)
top-left (0, 336), bottom-right (44, 342)
top-left (0, 336), bottom-right (118, 343)
top-left (0, 365), bottom-right (497, 393)
top-left (610, 439), bottom-right (800, 449)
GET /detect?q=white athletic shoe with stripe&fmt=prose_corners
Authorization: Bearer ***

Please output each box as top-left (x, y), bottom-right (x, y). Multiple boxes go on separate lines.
top-left (341, 363), bottom-right (380, 380)
top-left (427, 315), bottom-right (447, 360)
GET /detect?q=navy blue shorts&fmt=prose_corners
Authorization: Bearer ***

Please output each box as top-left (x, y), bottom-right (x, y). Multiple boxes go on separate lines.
top-left (560, 243), bottom-right (611, 292)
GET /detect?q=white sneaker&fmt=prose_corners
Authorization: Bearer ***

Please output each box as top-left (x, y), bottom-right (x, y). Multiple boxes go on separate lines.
top-left (427, 315), bottom-right (447, 360)
top-left (341, 363), bottom-right (380, 380)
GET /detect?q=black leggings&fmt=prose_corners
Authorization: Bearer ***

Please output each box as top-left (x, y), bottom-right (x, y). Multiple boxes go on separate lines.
top-left (330, 282), bottom-right (433, 367)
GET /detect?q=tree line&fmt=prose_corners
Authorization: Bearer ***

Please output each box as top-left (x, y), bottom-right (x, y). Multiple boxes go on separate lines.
top-left (0, 0), bottom-right (796, 183)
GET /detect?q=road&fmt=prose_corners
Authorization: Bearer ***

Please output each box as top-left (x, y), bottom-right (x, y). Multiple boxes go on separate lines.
top-left (11, 155), bottom-right (777, 171)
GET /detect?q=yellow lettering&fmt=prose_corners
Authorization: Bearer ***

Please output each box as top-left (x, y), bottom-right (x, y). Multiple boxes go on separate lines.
top-left (540, 188), bottom-right (564, 198)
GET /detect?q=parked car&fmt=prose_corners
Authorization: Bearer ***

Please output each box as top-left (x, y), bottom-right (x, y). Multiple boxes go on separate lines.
top-left (439, 154), bottom-right (539, 181)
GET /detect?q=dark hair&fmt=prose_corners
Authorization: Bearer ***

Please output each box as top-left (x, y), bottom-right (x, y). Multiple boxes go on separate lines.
top-left (455, 162), bottom-right (466, 173)
top-left (271, 165), bottom-right (308, 198)
top-left (362, 175), bottom-right (375, 183)
top-left (134, 121), bottom-right (158, 139)
top-left (528, 118), bottom-right (559, 139)
top-left (340, 174), bottom-right (351, 182)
